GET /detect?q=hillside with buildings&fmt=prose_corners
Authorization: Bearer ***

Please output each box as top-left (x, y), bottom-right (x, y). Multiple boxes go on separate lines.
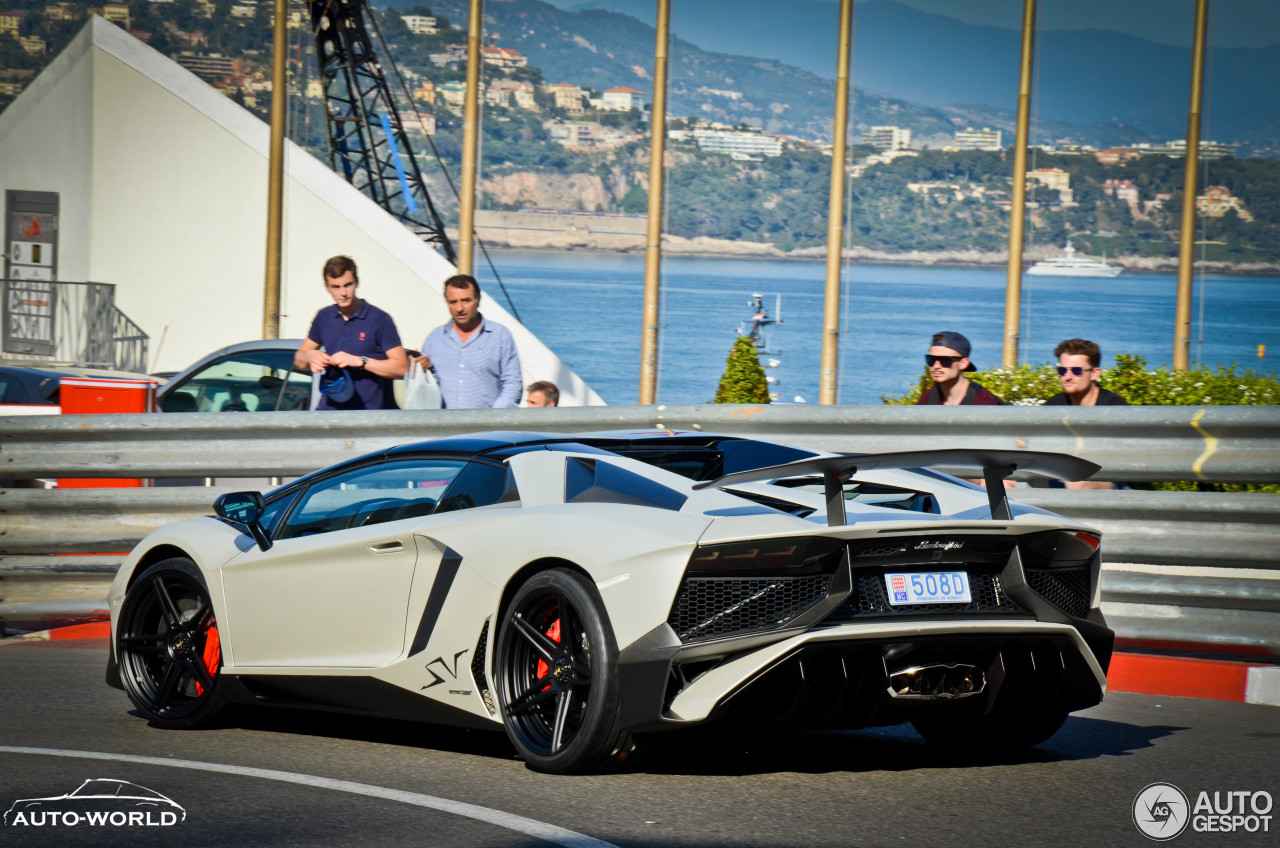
top-left (1, 1), bottom-right (1277, 268)
top-left (566, 0), bottom-right (1280, 157)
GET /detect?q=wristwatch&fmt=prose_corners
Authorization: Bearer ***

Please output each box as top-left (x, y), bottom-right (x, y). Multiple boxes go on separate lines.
top-left (360, 356), bottom-right (369, 367)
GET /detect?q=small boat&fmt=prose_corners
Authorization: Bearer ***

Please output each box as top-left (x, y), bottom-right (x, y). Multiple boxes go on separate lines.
top-left (1027, 242), bottom-right (1123, 278)
top-left (736, 293), bottom-right (784, 401)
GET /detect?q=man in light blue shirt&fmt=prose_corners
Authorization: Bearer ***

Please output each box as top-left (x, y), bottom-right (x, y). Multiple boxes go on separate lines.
top-left (414, 275), bottom-right (522, 409)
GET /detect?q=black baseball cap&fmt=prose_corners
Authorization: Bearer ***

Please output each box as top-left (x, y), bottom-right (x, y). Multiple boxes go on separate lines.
top-left (930, 331), bottom-right (977, 372)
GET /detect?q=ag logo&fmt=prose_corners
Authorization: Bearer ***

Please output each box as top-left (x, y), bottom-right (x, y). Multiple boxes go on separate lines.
top-left (1133, 782), bottom-right (1190, 840)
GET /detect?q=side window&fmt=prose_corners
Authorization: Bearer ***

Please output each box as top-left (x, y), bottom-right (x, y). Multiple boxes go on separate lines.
top-left (277, 459), bottom-right (466, 539)
top-left (435, 462), bottom-right (518, 514)
top-left (0, 375), bottom-right (25, 404)
top-left (160, 350), bottom-right (312, 412)
top-left (259, 491), bottom-right (301, 536)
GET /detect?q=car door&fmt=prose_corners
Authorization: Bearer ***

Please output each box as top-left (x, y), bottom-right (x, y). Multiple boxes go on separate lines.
top-left (220, 458), bottom-right (467, 668)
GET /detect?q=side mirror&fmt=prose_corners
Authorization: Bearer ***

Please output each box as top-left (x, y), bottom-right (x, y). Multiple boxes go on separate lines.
top-left (213, 491), bottom-right (272, 551)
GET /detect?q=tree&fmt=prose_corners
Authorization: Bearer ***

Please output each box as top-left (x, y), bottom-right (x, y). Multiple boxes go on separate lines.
top-left (713, 337), bottom-right (771, 404)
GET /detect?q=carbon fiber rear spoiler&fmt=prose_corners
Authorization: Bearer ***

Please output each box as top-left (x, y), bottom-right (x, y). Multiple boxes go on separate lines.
top-left (691, 449), bottom-right (1100, 526)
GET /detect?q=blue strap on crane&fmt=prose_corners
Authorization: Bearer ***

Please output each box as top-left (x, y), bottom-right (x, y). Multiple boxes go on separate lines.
top-left (378, 112), bottom-right (417, 214)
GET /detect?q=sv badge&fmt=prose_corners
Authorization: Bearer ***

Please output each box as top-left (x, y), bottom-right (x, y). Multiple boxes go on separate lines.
top-left (422, 650), bottom-right (469, 690)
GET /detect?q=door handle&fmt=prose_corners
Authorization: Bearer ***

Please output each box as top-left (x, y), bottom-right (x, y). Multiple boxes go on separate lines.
top-left (369, 541), bottom-right (405, 554)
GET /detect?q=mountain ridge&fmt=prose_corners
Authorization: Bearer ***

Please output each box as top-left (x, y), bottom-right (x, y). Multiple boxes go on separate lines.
top-left (558, 0), bottom-right (1277, 151)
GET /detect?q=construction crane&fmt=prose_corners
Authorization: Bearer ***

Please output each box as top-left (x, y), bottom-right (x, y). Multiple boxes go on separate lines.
top-left (308, 0), bottom-right (455, 263)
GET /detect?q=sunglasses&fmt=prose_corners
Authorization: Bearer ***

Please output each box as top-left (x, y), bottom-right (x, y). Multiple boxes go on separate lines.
top-left (1057, 366), bottom-right (1092, 376)
top-left (925, 355), bottom-right (963, 367)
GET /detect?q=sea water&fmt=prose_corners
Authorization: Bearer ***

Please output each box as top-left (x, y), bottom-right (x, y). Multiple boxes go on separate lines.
top-left (477, 250), bottom-right (1280, 406)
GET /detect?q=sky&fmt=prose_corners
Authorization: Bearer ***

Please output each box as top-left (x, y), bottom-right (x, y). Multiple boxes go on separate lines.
top-left (552, 0), bottom-right (1280, 50)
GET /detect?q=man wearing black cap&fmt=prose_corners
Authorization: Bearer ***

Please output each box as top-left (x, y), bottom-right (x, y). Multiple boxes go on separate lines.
top-left (916, 331), bottom-right (1004, 405)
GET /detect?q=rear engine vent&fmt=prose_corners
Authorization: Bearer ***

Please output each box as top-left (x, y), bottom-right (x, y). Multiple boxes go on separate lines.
top-left (669, 574), bottom-right (832, 643)
top-left (1025, 567), bottom-right (1091, 619)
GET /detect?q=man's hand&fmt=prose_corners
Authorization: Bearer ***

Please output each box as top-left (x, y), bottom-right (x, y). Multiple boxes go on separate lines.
top-left (305, 349), bottom-right (332, 373)
top-left (410, 354), bottom-right (432, 372)
top-left (328, 350), bottom-right (364, 369)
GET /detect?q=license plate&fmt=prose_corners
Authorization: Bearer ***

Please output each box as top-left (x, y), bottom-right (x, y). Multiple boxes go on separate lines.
top-left (884, 571), bottom-right (972, 605)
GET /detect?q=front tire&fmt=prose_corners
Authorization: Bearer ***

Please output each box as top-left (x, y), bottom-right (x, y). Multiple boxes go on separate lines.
top-left (494, 569), bottom-right (635, 774)
top-left (116, 558), bottom-right (224, 729)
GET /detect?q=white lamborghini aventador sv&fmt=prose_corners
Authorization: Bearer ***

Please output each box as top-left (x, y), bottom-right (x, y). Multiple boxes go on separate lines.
top-left (106, 431), bottom-right (1114, 773)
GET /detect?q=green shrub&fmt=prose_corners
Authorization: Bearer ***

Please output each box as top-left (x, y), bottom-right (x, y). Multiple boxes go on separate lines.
top-left (881, 354), bottom-right (1280, 492)
top-left (714, 337), bottom-right (772, 404)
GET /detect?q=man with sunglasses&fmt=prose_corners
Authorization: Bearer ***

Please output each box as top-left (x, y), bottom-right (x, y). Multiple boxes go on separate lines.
top-left (1045, 338), bottom-right (1128, 407)
top-left (916, 331), bottom-right (1004, 405)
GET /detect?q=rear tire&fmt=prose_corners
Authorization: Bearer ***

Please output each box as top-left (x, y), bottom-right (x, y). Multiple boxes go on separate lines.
top-left (494, 569), bottom-right (637, 774)
top-left (116, 558), bottom-right (224, 729)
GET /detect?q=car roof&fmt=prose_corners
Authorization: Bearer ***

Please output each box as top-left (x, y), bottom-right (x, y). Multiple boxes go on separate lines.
top-left (158, 338), bottom-right (306, 397)
top-left (380, 430), bottom-right (732, 458)
top-left (270, 431), bottom-right (811, 493)
top-left (0, 363), bottom-right (157, 404)
top-left (0, 363), bottom-right (154, 380)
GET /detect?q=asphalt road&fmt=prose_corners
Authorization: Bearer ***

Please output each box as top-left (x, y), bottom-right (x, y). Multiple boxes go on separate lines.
top-left (0, 640), bottom-right (1276, 848)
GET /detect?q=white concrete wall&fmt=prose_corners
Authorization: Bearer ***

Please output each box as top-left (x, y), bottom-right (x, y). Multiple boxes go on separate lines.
top-left (0, 25), bottom-right (95, 281)
top-left (0, 17), bottom-right (603, 405)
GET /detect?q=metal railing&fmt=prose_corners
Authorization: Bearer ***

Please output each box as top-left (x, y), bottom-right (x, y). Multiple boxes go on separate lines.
top-left (2, 405), bottom-right (1278, 654)
top-left (1, 404), bottom-right (1277, 481)
top-left (1, 279), bottom-right (148, 372)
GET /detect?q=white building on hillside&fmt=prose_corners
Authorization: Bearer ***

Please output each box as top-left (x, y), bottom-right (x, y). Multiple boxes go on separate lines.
top-left (954, 127), bottom-right (1003, 150)
top-left (546, 82), bottom-right (586, 113)
top-left (865, 125), bottom-right (911, 151)
top-left (692, 129), bottom-right (782, 158)
top-left (601, 87), bottom-right (646, 112)
top-left (401, 14), bottom-right (437, 35)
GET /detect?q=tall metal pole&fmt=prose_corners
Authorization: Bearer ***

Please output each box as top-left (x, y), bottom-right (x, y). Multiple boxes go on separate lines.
top-left (457, 0), bottom-right (484, 276)
top-left (262, 0), bottom-right (288, 338)
top-left (819, 0), bottom-right (854, 405)
top-left (1174, 0), bottom-right (1210, 371)
top-left (638, 0), bottom-right (670, 405)
top-left (1002, 0), bottom-right (1037, 368)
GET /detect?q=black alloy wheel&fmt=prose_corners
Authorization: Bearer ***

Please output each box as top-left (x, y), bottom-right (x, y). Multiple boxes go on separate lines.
top-left (495, 569), bottom-right (634, 774)
top-left (116, 558), bottom-right (224, 728)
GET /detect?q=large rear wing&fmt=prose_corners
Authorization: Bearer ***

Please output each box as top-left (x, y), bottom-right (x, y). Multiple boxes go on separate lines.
top-left (691, 449), bottom-right (1100, 526)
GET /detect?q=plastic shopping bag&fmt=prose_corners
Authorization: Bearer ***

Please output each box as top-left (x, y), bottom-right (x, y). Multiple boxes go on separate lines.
top-left (405, 361), bottom-right (443, 409)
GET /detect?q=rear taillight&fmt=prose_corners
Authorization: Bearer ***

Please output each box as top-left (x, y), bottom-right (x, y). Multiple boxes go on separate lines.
top-left (687, 537), bottom-right (844, 575)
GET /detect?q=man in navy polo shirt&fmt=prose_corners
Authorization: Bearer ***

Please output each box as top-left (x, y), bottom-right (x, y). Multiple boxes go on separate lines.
top-left (294, 255), bottom-right (408, 410)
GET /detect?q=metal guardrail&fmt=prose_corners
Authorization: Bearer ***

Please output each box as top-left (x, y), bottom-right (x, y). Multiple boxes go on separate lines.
top-left (2, 404), bottom-right (1279, 481)
top-left (2, 406), bottom-right (1278, 654)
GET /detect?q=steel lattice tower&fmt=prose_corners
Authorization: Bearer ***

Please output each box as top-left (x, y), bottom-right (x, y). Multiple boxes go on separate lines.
top-left (310, 0), bottom-right (455, 262)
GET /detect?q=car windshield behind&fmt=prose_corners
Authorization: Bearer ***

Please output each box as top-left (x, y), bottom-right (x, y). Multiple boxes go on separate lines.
top-left (161, 350), bottom-right (310, 412)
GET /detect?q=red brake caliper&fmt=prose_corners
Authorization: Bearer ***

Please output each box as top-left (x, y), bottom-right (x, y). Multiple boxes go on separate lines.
top-left (534, 618), bottom-right (561, 685)
top-left (195, 618), bottom-right (221, 696)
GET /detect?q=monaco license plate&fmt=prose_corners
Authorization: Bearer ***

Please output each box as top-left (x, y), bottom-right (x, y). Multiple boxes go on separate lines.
top-left (884, 571), bottom-right (972, 605)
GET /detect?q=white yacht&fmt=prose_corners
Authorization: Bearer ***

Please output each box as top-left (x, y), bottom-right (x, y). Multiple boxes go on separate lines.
top-left (1027, 242), bottom-right (1123, 277)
